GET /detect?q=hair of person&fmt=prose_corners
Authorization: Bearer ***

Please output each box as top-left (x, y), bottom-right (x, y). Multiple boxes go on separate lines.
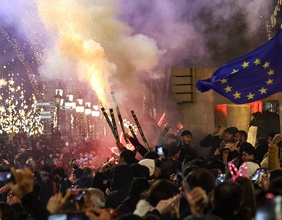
top-left (242, 145), bottom-right (255, 156)
top-left (144, 179), bottom-right (179, 207)
top-left (235, 176), bottom-right (256, 219)
top-left (213, 180), bottom-right (242, 212)
top-left (208, 159), bottom-right (225, 174)
top-left (238, 130), bottom-right (248, 140)
top-left (51, 166), bottom-right (66, 177)
top-left (224, 127), bottom-right (238, 136)
top-left (269, 169), bottom-right (282, 182)
top-left (186, 168), bottom-right (216, 195)
top-left (83, 167), bottom-right (92, 176)
top-left (268, 177), bottom-right (282, 194)
top-left (182, 158), bottom-right (208, 176)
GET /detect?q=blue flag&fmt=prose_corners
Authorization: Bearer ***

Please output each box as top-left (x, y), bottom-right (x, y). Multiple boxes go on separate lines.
top-left (196, 29), bottom-right (282, 104)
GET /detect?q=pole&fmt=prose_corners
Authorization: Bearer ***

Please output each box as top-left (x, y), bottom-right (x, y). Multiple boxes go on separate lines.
top-left (131, 110), bottom-right (151, 151)
top-left (56, 105), bottom-right (60, 131)
top-left (101, 107), bottom-right (117, 139)
top-left (109, 108), bottom-right (119, 140)
top-left (111, 92), bottom-right (129, 143)
top-left (129, 125), bottom-right (138, 141)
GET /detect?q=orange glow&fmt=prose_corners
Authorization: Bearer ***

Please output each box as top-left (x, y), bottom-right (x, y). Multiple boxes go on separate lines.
top-left (157, 112), bottom-right (166, 127)
top-left (247, 101), bottom-right (263, 113)
top-left (35, 0), bottom-right (112, 105)
top-left (214, 104), bottom-right (227, 117)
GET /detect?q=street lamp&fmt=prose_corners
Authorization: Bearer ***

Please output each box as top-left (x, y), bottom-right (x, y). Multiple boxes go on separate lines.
top-left (84, 102), bottom-right (92, 136)
top-left (75, 98), bottom-right (84, 136)
top-left (91, 105), bottom-right (100, 138)
top-left (65, 94), bottom-right (76, 133)
top-left (75, 98), bottom-right (84, 113)
top-left (54, 89), bottom-right (63, 131)
top-left (91, 105), bottom-right (100, 117)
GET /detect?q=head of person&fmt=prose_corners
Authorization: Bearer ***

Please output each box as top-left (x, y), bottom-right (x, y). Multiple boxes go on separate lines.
top-left (52, 166), bottom-right (66, 181)
top-left (6, 191), bottom-right (20, 205)
top-left (181, 130), bottom-right (192, 145)
top-left (208, 159), bottom-right (225, 175)
top-left (234, 130), bottom-right (248, 144)
top-left (154, 158), bottom-right (179, 180)
top-left (186, 168), bottom-right (216, 196)
top-left (223, 127), bottom-right (238, 143)
top-left (83, 167), bottom-right (93, 177)
top-left (40, 165), bottom-right (52, 177)
top-left (18, 146), bottom-right (27, 153)
top-left (264, 169), bottom-right (282, 191)
top-left (130, 163), bottom-right (150, 179)
top-left (212, 180), bottom-right (243, 214)
top-left (235, 177), bottom-right (256, 218)
top-left (73, 168), bottom-right (84, 180)
top-left (144, 179), bottom-right (179, 207)
top-left (241, 145), bottom-right (255, 162)
top-left (118, 149), bottom-right (136, 165)
top-left (138, 159), bottom-right (156, 178)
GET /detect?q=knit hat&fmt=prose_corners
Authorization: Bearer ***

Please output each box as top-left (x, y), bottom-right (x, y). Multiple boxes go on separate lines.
top-left (138, 159), bottom-right (155, 176)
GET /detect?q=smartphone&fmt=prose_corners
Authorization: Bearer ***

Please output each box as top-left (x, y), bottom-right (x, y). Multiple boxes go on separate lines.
top-left (156, 146), bottom-right (163, 156)
top-left (0, 170), bottom-right (14, 183)
top-left (48, 213), bottom-right (89, 220)
top-left (70, 188), bottom-right (87, 201)
top-left (252, 168), bottom-right (267, 181)
top-left (216, 174), bottom-right (226, 185)
top-left (178, 171), bottom-right (191, 192)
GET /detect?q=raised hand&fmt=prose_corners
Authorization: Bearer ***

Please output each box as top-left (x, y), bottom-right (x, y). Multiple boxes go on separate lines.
top-left (47, 188), bottom-right (72, 214)
top-left (271, 134), bottom-right (282, 146)
top-left (7, 167), bottom-right (33, 200)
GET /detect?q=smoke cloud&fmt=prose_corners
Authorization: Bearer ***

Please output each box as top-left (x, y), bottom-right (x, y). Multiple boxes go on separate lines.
top-left (0, 0), bottom-right (274, 122)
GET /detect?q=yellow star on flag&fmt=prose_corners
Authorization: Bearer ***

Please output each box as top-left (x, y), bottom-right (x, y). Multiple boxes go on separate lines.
top-left (231, 69), bottom-right (239, 74)
top-left (220, 78), bottom-right (227, 84)
top-left (263, 62), bottom-right (270, 69)
top-left (247, 93), bottom-right (255, 100)
top-left (254, 59), bottom-right (261, 65)
top-left (266, 79), bottom-right (273, 85)
top-left (233, 91), bottom-right (241, 99)
top-left (224, 86), bottom-right (232, 93)
top-left (267, 69), bottom-right (274, 76)
top-left (259, 87), bottom-right (267, 94)
top-left (242, 61), bottom-right (249, 68)
top-left (9, 79), bottom-right (15, 85)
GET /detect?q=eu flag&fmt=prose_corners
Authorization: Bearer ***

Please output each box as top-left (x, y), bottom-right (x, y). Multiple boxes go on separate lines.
top-left (196, 29), bottom-right (282, 104)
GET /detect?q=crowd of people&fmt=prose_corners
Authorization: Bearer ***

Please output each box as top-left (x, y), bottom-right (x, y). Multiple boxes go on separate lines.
top-left (0, 124), bottom-right (282, 220)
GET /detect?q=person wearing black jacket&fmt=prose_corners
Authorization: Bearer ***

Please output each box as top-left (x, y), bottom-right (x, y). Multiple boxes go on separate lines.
top-left (52, 167), bottom-right (71, 195)
top-left (178, 130), bottom-right (197, 163)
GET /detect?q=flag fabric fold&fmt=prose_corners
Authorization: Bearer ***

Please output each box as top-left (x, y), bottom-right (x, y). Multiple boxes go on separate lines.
top-left (196, 29), bottom-right (282, 104)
